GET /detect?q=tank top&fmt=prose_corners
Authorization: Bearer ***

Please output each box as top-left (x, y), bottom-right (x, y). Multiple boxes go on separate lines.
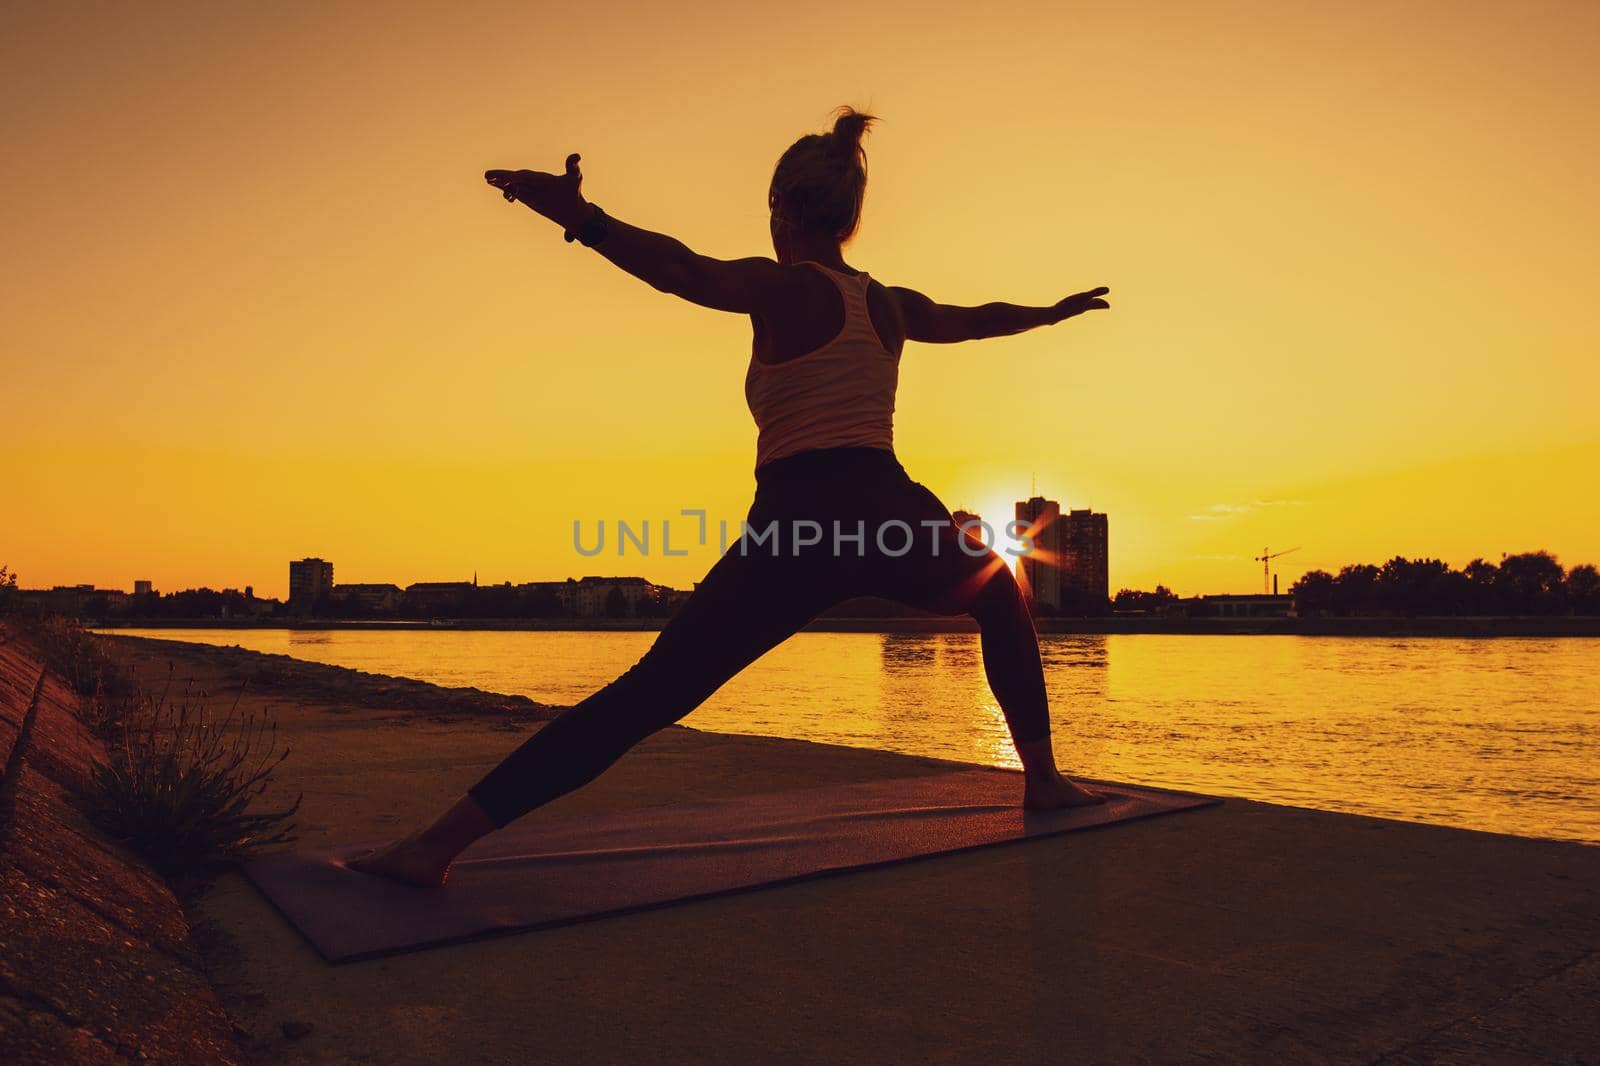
top-left (744, 261), bottom-right (900, 471)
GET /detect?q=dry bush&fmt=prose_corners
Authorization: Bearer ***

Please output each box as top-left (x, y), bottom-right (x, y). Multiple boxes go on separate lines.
top-left (80, 677), bottom-right (301, 875)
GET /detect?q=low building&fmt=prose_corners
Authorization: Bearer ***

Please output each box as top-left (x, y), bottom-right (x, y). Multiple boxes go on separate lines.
top-left (657, 586), bottom-right (693, 613)
top-left (17, 585), bottom-right (131, 618)
top-left (403, 581), bottom-right (476, 614)
top-left (517, 579), bottom-right (579, 614)
top-left (333, 583), bottom-right (403, 612)
top-left (574, 576), bottom-right (656, 617)
top-left (239, 595), bottom-right (280, 618)
top-left (1185, 594), bottom-right (1296, 619)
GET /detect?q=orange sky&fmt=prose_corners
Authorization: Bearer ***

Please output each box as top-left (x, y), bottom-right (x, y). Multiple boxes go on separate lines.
top-left (4, 1), bottom-right (1597, 599)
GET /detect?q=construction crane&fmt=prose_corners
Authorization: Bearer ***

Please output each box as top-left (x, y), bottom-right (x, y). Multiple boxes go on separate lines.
top-left (1253, 546), bottom-right (1300, 595)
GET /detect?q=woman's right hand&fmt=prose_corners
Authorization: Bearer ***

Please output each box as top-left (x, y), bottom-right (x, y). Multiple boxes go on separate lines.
top-left (1052, 286), bottom-right (1111, 321)
top-left (485, 154), bottom-right (591, 233)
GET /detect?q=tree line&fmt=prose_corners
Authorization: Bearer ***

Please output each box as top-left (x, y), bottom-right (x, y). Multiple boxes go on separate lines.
top-left (1292, 552), bottom-right (1598, 616)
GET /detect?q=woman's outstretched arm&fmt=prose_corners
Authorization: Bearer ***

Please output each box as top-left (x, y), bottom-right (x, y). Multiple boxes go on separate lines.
top-left (486, 155), bottom-right (784, 316)
top-left (890, 285), bottom-right (1111, 344)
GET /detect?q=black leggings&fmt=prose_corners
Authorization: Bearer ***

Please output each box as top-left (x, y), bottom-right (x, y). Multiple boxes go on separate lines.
top-left (468, 447), bottom-right (1051, 827)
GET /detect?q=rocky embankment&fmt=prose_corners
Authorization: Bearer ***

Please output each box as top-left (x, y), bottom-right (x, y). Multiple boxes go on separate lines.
top-left (0, 626), bottom-right (244, 1063)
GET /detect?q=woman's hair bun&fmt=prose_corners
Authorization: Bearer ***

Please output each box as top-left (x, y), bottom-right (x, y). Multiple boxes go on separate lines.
top-left (829, 106), bottom-right (877, 157)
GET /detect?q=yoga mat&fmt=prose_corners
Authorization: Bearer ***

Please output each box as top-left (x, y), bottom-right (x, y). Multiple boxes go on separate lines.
top-left (242, 769), bottom-right (1219, 963)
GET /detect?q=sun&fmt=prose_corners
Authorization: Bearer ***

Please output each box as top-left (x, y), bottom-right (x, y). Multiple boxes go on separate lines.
top-left (966, 491), bottom-right (1031, 561)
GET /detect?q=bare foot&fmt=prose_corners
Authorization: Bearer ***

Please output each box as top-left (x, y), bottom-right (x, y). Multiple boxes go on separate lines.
top-left (1022, 772), bottom-right (1109, 811)
top-left (346, 834), bottom-right (453, 888)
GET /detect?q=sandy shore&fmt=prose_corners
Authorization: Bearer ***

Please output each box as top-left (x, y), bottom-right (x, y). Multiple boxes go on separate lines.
top-left (105, 635), bottom-right (1599, 1064)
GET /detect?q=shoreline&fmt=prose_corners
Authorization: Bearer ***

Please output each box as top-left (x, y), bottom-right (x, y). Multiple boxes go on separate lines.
top-left (93, 633), bottom-right (559, 718)
top-left (92, 614), bottom-right (1600, 637)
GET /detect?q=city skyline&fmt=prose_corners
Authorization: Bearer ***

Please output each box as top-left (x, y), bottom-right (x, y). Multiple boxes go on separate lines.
top-left (21, 526), bottom-right (1600, 618)
top-left (18, 488), bottom-right (1103, 604)
top-left (18, 489), bottom-right (1112, 605)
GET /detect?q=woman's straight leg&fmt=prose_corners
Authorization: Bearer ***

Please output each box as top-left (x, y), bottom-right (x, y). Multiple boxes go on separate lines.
top-left (350, 541), bottom-right (839, 885)
top-left (467, 540), bottom-right (839, 827)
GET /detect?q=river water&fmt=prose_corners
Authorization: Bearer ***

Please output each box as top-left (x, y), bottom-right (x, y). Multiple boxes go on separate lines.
top-left (107, 628), bottom-right (1600, 844)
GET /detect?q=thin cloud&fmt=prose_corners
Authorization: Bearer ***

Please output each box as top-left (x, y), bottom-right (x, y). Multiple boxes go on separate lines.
top-left (1188, 498), bottom-right (1309, 521)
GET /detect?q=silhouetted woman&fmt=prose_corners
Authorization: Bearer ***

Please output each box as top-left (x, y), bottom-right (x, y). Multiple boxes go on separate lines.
top-left (354, 108), bottom-right (1111, 886)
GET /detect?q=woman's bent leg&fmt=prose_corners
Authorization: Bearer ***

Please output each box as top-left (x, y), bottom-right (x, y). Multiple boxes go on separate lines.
top-left (965, 560), bottom-right (1050, 747)
top-left (871, 486), bottom-right (1105, 809)
top-left (964, 566), bottom-right (1104, 807)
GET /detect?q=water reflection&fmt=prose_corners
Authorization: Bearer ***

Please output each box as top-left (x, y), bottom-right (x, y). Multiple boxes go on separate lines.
top-left (1043, 635), bottom-right (1111, 776)
top-left (876, 633), bottom-right (1009, 766)
top-left (877, 632), bottom-right (941, 670)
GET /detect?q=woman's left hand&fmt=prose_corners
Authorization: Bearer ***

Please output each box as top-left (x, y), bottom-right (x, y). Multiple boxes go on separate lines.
top-left (486, 154), bottom-right (591, 232)
top-left (1052, 286), bottom-right (1111, 322)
